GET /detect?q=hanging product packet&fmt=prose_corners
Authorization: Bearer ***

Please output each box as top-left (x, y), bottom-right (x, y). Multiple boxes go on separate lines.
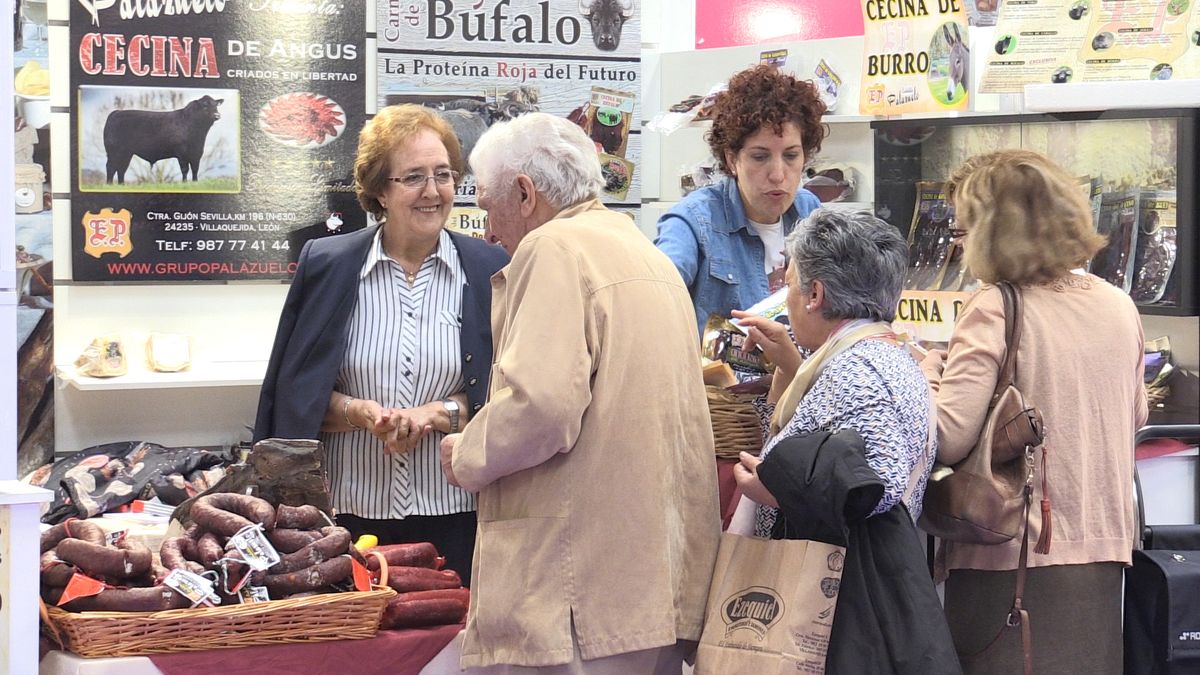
top-left (1093, 191), bottom-right (1141, 293)
top-left (1130, 191), bottom-right (1177, 305)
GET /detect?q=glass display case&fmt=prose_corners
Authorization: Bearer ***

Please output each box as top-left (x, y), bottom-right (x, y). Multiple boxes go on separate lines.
top-left (872, 109), bottom-right (1198, 316)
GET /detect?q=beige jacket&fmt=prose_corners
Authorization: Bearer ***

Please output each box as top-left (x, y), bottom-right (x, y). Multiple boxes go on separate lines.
top-left (927, 274), bottom-right (1147, 579)
top-left (453, 201), bottom-right (721, 668)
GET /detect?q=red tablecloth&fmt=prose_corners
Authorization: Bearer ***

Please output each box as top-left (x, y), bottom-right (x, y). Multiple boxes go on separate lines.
top-left (146, 623), bottom-right (462, 675)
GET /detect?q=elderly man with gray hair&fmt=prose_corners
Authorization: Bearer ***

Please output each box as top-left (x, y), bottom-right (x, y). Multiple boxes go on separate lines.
top-left (439, 112), bottom-right (720, 673)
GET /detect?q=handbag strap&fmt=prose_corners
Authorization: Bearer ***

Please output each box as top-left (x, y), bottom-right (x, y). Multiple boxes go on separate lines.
top-left (959, 281), bottom-right (1036, 675)
top-left (994, 281), bottom-right (1022, 396)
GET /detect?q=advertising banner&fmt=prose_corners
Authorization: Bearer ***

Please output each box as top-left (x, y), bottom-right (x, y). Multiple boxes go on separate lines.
top-left (859, 0), bottom-right (970, 115)
top-left (981, 0), bottom-right (1200, 92)
top-left (376, 0), bottom-right (641, 239)
top-left (69, 1), bottom-right (368, 281)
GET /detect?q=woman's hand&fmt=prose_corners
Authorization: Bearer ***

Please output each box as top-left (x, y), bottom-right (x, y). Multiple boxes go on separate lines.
top-left (380, 405), bottom-right (438, 454)
top-left (730, 311), bottom-right (801, 382)
top-left (733, 451), bottom-right (778, 508)
top-left (920, 348), bottom-right (948, 382)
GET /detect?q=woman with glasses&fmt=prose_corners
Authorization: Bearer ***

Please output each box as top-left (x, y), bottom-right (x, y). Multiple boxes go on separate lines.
top-left (255, 104), bottom-right (508, 585)
top-left (921, 150), bottom-right (1146, 672)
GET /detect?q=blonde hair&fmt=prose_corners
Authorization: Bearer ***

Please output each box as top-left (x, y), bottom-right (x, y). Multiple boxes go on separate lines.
top-left (947, 149), bottom-right (1105, 285)
top-left (354, 105), bottom-right (463, 221)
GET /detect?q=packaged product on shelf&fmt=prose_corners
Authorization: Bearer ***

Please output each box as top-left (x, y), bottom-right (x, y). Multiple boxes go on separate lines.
top-left (74, 334), bottom-right (127, 377)
top-left (904, 181), bottom-right (954, 291)
top-left (1093, 191), bottom-right (1141, 294)
top-left (599, 153), bottom-right (634, 201)
top-left (583, 85), bottom-right (636, 158)
top-left (1130, 191), bottom-right (1177, 305)
top-left (146, 332), bottom-right (193, 372)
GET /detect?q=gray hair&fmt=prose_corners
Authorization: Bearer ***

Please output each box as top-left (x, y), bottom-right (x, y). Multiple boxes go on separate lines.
top-left (469, 112), bottom-right (604, 210)
top-left (786, 207), bottom-right (908, 322)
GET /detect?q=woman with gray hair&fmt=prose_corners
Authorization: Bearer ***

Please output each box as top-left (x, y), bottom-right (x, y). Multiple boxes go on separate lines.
top-left (732, 207), bottom-right (958, 671)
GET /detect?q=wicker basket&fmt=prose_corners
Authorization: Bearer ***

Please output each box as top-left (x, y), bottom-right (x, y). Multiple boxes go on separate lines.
top-left (41, 586), bottom-right (396, 658)
top-left (706, 385), bottom-right (763, 461)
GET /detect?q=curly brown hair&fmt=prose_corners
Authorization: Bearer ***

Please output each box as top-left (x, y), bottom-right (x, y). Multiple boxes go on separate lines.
top-left (354, 104), bottom-right (463, 221)
top-left (707, 65), bottom-right (827, 175)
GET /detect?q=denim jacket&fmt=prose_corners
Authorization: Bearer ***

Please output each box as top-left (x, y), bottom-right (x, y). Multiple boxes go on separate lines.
top-left (654, 176), bottom-right (821, 331)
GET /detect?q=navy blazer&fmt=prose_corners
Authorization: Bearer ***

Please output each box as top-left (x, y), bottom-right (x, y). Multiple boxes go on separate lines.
top-left (253, 226), bottom-right (509, 442)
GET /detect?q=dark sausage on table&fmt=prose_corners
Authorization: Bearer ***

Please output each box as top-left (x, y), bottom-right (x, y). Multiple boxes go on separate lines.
top-left (160, 536), bottom-right (206, 575)
top-left (191, 493), bottom-right (277, 536)
top-left (270, 527), bottom-right (352, 574)
top-left (380, 566), bottom-right (462, 593)
top-left (40, 519), bottom-right (107, 554)
top-left (267, 528), bottom-right (324, 554)
top-left (275, 504), bottom-right (325, 530)
top-left (380, 588), bottom-right (470, 629)
top-left (263, 555), bottom-right (353, 597)
top-left (51, 585), bottom-right (193, 612)
top-left (364, 542), bottom-right (442, 570)
top-left (195, 530), bottom-right (225, 566)
top-left (56, 538), bottom-right (152, 580)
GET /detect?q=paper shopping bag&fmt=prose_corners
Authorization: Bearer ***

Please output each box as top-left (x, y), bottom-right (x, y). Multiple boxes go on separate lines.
top-left (695, 532), bottom-right (845, 674)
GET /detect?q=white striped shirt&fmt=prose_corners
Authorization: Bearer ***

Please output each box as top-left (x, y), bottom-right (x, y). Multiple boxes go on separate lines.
top-left (321, 228), bottom-right (473, 519)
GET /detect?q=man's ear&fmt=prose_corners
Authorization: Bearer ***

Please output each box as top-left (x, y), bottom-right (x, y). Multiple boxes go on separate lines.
top-left (516, 175), bottom-right (537, 217)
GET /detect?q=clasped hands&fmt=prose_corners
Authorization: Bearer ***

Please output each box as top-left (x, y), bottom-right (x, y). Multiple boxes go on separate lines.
top-left (354, 399), bottom-right (438, 454)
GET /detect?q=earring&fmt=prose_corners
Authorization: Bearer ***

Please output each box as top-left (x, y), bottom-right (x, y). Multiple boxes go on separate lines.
top-left (805, 304), bottom-right (814, 311)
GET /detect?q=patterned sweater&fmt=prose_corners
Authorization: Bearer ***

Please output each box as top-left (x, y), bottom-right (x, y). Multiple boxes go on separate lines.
top-left (754, 339), bottom-right (936, 537)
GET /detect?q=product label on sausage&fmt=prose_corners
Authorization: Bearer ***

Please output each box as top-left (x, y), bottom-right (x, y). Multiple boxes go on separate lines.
top-left (104, 529), bottom-right (128, 547)
top-left (238, 585), bottom-right (272, 604)
top-left (164, 569), bottom-right (220, 607)
top-left (228, 524), bottom-right (281, 571)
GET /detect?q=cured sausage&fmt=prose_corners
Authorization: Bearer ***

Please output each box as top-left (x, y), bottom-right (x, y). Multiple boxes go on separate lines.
top-left (267, 528), bottom-right (323, 554)
top-left (53, 585), bottom-right (192, 612)
top-left (380, 588), bottom-right (470, 629)
top-left (191, 493), bottom-right (277, 536)
top-left (195, 531), bottom-right (225, 566)
top-left (263, 556), bottom-right (352, 598)
top-left (56, 538), bottom-right (152, 580)
top-left (159, 536), bottom-right (206, 575)
top-left (275, 504), bottom-right (325, 530)
top-left (364, 542), bottom-right (442, 570)
top-left (41, 552), bottom-right (75, 587)
top-left (269, 527), bottom-right (352, 574)
top-left (380, 566), bottom-right (462, 593)
top-left (40, 519), bottom-right (106, 554)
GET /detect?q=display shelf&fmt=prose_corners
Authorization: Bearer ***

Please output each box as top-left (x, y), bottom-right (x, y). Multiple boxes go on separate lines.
top-left (1025, 81), bottom-right (1200, 114)
top-left (57, 360), bottom-right (267, 391)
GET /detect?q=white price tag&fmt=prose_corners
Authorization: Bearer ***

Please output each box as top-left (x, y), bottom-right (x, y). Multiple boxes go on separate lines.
top-left (163, 569), bottom-right (220, 607)
top-left (228, 524), bottom-right (281, 571)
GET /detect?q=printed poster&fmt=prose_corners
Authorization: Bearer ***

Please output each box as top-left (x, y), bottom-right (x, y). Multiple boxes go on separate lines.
top-left (981, 0), bottom-right (1200, 92)
top-left (860, 0), bottom-right (970, 115)
top-left (68, 2), bottom-right (368, 281)
top-left (376, 0), bottom-right (641, 238)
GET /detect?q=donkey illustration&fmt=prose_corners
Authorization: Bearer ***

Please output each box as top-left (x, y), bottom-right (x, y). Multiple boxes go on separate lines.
top-left (943, 23), bottom-right (969, 102)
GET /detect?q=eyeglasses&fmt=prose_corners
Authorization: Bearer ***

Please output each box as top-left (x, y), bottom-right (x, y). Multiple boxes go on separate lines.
top-left (387, 169), bottom-right (459, 190)
top-left (949, 228), bottom-right (969, 242)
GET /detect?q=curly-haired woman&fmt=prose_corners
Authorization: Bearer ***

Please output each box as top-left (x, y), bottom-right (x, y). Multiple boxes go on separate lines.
top-left (655, 65), bottom-right (827, 331)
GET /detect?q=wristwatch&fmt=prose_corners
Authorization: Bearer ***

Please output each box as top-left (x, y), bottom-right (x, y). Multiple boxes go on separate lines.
top-left (441, 398), bottom-right (461, 434)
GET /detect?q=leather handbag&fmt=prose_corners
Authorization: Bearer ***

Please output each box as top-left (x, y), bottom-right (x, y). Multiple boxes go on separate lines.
top-left (919, 281), bottom-right (1046, 544)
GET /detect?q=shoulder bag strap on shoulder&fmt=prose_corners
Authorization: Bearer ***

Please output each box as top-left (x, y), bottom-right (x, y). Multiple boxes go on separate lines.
top-left (994, 281), bottom-right (1022, 394)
